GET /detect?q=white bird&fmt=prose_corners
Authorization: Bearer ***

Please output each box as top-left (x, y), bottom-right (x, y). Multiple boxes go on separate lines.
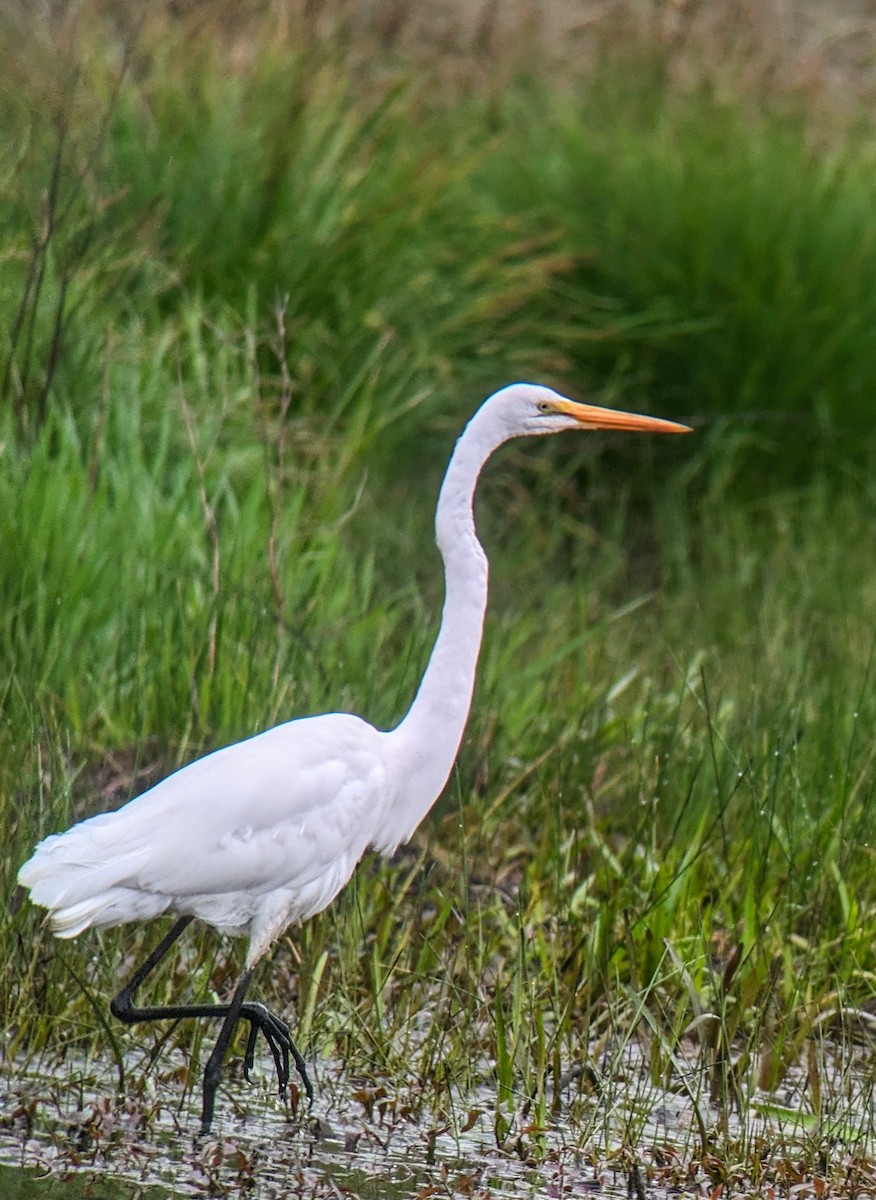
top-left (18, 383), bottom-right (690, 1133)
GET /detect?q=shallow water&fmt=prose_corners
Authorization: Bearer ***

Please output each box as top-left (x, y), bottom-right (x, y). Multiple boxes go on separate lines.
top-left (0, 1056), bottom-right (624, 1195)
top-left (1, 1037), bottom-right (874, 1198)
top-left (0, 1050), bottom-right (641, 1199)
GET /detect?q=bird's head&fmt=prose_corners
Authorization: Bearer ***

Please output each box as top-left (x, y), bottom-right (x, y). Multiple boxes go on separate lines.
top-left (489, 383), bottom-right (692, 440)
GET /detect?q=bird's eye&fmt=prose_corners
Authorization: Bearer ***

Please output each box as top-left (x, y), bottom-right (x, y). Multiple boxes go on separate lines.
top-left (537, 400), bottom-right (552, 414)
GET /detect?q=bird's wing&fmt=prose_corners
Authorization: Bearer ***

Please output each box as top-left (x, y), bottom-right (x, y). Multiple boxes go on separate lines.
top-left (47, 713), bottom-right (388, 907)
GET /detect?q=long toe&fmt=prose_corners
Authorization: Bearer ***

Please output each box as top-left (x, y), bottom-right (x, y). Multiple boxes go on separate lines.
top-left (261, 1024), bottom-right (289, 1093)
top-left (240, 1003), bottom-right (290, 1091)
top-left (238, 1000), bottom-right (308, 1103)
top-left (242, 1021), bottom-right (260, 1081)
top-left (291, 1049), bottom-right (314, 1104)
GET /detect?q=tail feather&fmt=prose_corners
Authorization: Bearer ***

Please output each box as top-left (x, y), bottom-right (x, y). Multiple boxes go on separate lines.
top-left (46, 889), bottom-right (170, 937)
top-left (18, 811), bottom-right (156, 935)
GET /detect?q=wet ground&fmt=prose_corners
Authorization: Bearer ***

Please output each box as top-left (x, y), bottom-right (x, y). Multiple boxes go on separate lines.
top-left (0, 1053), bottom-right (639, 1198)
top-left (1, 1040), bottom-right (875, 1198)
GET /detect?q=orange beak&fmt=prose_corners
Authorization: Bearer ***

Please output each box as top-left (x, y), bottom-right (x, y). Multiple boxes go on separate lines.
top-left (553, 398), bottom-right (692, 435)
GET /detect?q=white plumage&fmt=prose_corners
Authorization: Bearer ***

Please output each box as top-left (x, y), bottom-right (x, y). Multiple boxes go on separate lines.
top-left (21, 715), bottom-right (387, 961)
top-left (18, 382), bottom-right (689, 1132)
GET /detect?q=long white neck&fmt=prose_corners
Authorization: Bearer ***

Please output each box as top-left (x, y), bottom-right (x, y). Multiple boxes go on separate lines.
top-left (374, 407), bottom-right (509, 852)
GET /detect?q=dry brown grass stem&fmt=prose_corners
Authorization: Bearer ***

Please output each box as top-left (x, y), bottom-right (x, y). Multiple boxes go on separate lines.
top-left (8, 0), bottom-right (876, 115)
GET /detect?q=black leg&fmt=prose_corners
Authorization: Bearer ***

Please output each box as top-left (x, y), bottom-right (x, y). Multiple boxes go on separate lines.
top-left (110, 915), bottom-right (195, 1018)
top-left (201, 967), bottom-right (253, 1134)
top-left (109, 916), bottom-right (313, 1132)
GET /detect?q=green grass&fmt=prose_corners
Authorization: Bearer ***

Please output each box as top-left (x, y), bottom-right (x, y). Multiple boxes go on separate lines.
top-left (482, 68), bottom-right (876, 481)
top-left (4, 7), bottom-right (876, 1195)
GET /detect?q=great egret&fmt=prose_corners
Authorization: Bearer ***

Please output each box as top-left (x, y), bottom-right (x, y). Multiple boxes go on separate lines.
top-left (18, 383), bottom-right (690, 1133)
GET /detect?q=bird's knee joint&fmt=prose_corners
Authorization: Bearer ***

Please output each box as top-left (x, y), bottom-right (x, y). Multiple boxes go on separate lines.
top-left (110, 993), bottom-right (134, 1023)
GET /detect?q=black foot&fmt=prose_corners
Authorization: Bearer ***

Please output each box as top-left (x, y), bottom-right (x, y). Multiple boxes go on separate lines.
top-left (200, 998), bottom-right (314, 1135)
top-left (240, 1000), bottom-right (314, 1104)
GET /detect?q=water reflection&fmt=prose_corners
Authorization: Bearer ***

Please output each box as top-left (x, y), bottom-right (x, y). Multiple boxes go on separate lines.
top-left (0, 1052), bottom-right (638, 1198)
top-left (3, 1039), bottom-right (871, 1198)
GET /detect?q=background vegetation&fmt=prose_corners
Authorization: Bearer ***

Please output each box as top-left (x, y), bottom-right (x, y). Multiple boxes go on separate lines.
top-left (3, 1), bottom-right (876, 1194)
